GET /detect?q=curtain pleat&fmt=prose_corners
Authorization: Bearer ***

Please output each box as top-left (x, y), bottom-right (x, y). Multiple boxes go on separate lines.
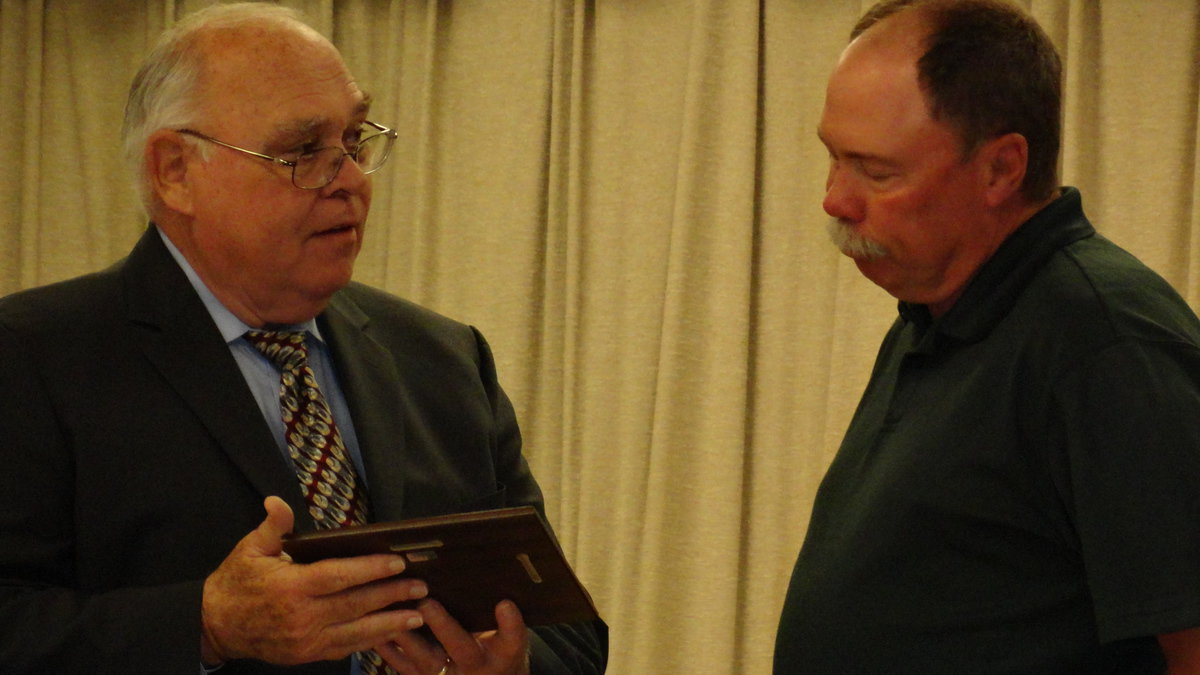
top-left (0, 0), bottom-right (41, 291)
top-left (3, 1), bottom-right (1199, 672)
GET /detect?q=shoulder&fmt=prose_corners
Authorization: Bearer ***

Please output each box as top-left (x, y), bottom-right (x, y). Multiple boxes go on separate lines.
top-left (1034, 234), bottom-right (1200, 348)
top-left (0, 265), bottom-right (131, 401)
top-left (333, 282), bottom-right (473, 335)
top-left (328, 282), bottom-right (484, 357)
top-left (998, 234), bottom-right (1200, 400)
top-left (0, 264), bottom-right (125, 340)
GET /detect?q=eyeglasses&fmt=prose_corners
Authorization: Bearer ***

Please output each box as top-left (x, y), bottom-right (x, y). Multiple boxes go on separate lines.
top-left (175, 121), bottom-right (397, 190)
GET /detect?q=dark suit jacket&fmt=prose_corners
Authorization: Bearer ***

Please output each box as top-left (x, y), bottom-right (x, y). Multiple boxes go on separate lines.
top-left (0, 227), bottom-right (606, 674)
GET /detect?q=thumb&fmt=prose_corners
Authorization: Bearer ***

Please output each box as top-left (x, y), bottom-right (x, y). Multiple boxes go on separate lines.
top-left (494, 599), bottom-right (527, 641)
top-left (247, 495), bottom-right (294, 557)
top-left (490, 600), bottom-right (530, 668)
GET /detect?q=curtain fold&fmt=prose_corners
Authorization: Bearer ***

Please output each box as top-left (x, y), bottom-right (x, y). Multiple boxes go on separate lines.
top-left (532, 0), bottom-right (591, 553)
top-left (623, 0), bottom-right (763, 665)
top-left (3, 1), bottom-right (1199, 672)
top-left (0, 0), bottom-right (40, 291)
top-left (1190, 91), bottom-right (1200, 307)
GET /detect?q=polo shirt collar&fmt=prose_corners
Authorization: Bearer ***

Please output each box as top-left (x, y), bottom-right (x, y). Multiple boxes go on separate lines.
top-left (899, 186), bottom-right (1095, 349)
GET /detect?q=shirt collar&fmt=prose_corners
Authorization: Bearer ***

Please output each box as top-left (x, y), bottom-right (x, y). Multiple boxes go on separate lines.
top-left (155, 226), bottom-right (323, 344)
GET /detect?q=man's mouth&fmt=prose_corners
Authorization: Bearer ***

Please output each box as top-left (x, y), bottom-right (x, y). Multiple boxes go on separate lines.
top-left (315, 224), bottom-right (357, 237)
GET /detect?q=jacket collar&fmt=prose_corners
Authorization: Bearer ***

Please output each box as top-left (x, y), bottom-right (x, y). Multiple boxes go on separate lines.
top-left (121, 226), bottom-right (408, 525)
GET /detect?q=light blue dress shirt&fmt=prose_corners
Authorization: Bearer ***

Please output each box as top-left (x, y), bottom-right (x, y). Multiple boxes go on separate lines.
top-left (158, 228), bottom-right (369, 485)
top-left (158, 229), bottom-right (368, 675)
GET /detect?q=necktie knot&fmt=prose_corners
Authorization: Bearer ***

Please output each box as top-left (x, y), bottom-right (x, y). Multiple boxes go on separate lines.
top-left (245, 330), bottom-right (308, 373)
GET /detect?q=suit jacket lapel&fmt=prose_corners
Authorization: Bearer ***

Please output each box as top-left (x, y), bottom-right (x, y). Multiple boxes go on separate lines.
top-left (320, 294), bottom-right (408, 522)
top-left (121, 228), bottom-right (304, 516)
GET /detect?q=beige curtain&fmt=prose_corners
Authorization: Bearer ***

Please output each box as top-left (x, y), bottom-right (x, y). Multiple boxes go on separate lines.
top-left (3, 0), bottom-right (1198, 672)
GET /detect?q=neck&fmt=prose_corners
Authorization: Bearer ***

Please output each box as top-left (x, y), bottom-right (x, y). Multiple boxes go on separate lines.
top-left (925, 191), bottom-right (1060, 318)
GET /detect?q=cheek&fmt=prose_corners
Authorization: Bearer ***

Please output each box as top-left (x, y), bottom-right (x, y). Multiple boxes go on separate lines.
top-left (232, 190), bottom-right (317, 238)
top-left (193, 191), bottom-right (270, 237)
top-left (866, 178), bottom-right (949, 245)
top-left (199, 207), bottom-right (307, 273)
top-left (861, 197), bottom-right (916, 248)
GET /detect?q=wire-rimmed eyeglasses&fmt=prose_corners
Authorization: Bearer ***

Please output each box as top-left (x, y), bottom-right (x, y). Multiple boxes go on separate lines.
top-left (175, 121), bottom-right (397, 190)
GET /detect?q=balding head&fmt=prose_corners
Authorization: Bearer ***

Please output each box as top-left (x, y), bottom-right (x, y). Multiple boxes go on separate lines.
top-left (121, 3), bottom-right (328, 213)
top-left (845, 0), bottom-right (1062, 203)
top-left (126, 2), bottom-right (374, 326)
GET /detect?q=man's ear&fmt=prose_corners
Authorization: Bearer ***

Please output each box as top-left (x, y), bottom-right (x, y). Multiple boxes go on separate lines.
top-left (145, 129), bottom-right (197, 216)
top-left (980, 132), bottom-right (1029, 207)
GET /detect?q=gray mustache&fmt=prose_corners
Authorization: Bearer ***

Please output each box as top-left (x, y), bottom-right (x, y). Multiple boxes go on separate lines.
top-left (827, 219), bottom-right (888, 260)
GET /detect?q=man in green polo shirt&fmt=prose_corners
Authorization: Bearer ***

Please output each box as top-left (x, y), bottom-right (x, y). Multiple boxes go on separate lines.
top-left (774, 0), bottom-right (1200, 672)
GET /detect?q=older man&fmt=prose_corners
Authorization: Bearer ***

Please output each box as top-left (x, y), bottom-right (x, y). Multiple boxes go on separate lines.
top-left (0, 4), bottom-right (605, 674)
top-left (775, 0), bottom-right (1200, 672)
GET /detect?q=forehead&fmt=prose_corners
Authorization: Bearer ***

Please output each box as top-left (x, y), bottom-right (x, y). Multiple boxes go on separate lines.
top-left (194, 22), bottom-right (367, 136)
top-left (818, 19), bottom-right (956, 160)
top-left (820, 53), bottom-right (924, 148)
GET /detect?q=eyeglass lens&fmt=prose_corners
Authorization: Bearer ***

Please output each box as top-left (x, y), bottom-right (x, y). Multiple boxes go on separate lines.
top-left (293, 132), bottom-right (391, 189)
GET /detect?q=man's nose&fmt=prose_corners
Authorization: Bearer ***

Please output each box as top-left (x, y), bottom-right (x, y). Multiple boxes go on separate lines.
top-left (322, 152), bottom-right (371, 196)
top-left (822, 165), bottom-right (863, 223)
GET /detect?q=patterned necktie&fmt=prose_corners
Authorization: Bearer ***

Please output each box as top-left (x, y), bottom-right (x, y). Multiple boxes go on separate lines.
top-left (246, 331), bottom-right (397, 675)
top-left (244, 330), bottom-right (370, 529)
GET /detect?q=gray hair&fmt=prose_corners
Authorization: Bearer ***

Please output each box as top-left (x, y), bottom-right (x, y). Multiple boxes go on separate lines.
top-left (120, 2), bottom-right (311, 210)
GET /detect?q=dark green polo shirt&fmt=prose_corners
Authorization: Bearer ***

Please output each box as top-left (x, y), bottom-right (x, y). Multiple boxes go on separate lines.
top-left (775, 188), bottom-right (1200, 673)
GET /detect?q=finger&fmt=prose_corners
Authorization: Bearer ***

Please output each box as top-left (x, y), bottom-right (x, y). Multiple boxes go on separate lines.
top-left (390, 621), bottom-right (450, 671)
top-left (419, 599), bottom-right (482, 666)
top-left (246, 496), bottom-right (294, 557)
top-left (491, 599), bottom-right (528, 657)
top-left (373, 641), bottom-right (420, 675)
top-left (494, 598), bottom-right (528, 638)
top-left (296, 553), bottom-right (410, 597)
top-left (309, 604), bottom-right (428, 658)
top-left (349, 575), bottom-right (429, 614)
top-left (313, 575), bottom-right (429, 626)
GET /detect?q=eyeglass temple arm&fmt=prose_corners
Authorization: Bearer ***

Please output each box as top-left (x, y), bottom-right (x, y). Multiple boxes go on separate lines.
top-left (176, 129), bottom-right (296, 168)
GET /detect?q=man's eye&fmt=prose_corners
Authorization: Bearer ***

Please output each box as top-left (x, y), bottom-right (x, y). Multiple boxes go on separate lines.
top-left (856, 160), bottom-right (895, 182)
top-left (344, 131), bottom-right (365, 150)
top-left (283, 141), bottom-right (321, 159)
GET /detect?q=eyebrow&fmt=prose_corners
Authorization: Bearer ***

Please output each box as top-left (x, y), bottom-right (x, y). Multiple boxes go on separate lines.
top-left (816, 127), bottom-right (896, 165)
top-left (269, 94), bottom-right (376, 145)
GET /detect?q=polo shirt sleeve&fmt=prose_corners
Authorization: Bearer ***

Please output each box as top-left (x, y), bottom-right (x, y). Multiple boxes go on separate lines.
top-left (1051, 335), bottom-right (1200, 642)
